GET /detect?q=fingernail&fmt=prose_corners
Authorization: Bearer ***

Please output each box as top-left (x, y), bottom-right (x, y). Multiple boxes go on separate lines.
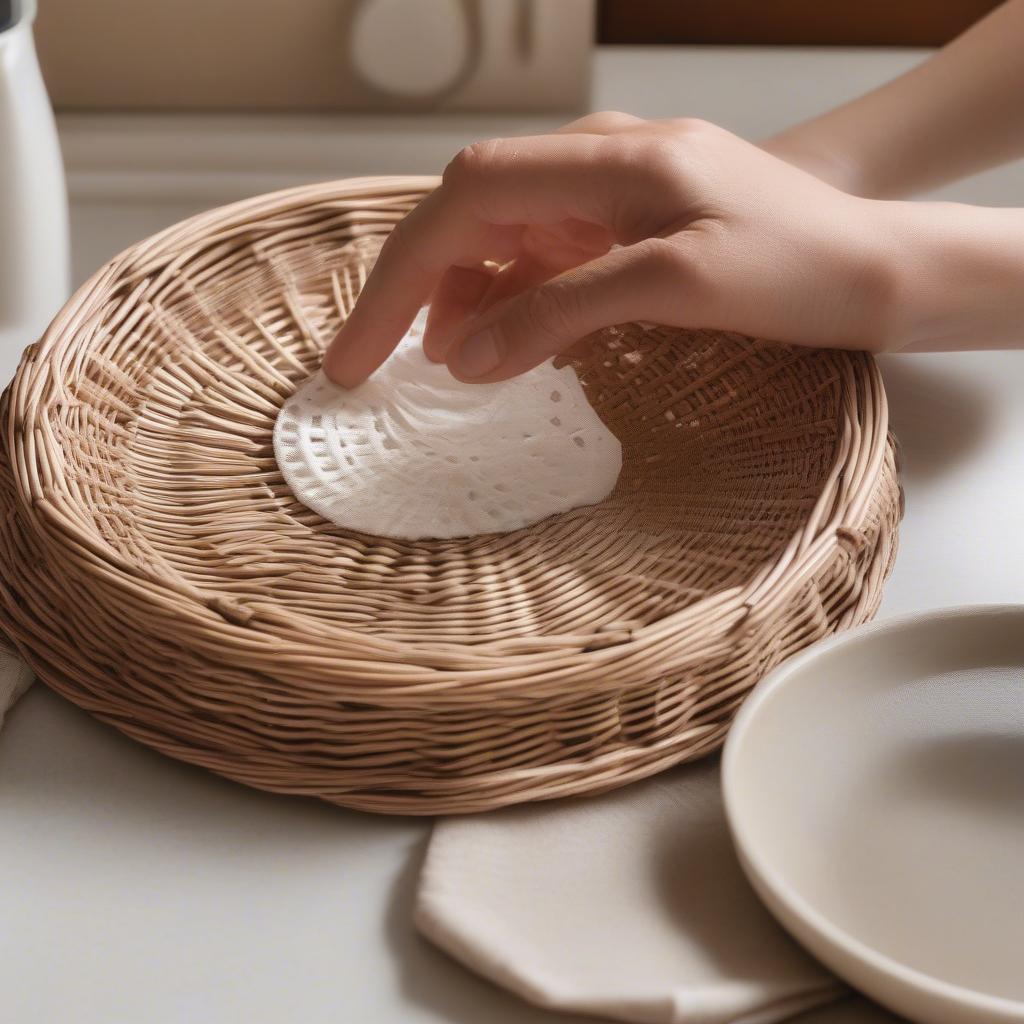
top-left (453, 328), bottom-right (503, 379)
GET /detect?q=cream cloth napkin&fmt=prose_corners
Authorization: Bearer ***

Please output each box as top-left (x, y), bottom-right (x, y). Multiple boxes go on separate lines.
top-left (416, 758), bottom-right (847, 1024)
top-left (0, 650), bottom-right (32, 730)
top-left (792, 999), bottom-right (904, 1023)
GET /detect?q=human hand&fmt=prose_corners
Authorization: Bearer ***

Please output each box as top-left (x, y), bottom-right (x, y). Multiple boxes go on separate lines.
top-left (322, 114), bottom-right (898, 387)
top-left (322, 112), bottom-right (1019, 386)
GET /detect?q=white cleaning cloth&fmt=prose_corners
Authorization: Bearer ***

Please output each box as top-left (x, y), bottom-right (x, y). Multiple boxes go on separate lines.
top-left (416, 758), bottom-right (845, 1024)
top-left (274, 310), bottom-right (621, 540)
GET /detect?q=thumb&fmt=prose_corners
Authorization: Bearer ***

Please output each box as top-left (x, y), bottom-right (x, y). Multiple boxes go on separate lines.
top-left (445, 239), bottom-right (708, 383)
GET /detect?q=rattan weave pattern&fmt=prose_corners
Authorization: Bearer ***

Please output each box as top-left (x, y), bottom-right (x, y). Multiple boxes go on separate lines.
top-left (0, 177), bottom-right (901, 813)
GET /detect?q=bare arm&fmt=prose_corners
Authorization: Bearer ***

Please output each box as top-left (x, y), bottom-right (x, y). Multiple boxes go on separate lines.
top-left (324, 4), bottom-right (1024, 382)
top-left (764, 0), bottom-right (1024, 198)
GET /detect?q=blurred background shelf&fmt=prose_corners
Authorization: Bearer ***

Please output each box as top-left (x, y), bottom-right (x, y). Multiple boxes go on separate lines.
top-left (61, 45), bottom-right (1024, 285)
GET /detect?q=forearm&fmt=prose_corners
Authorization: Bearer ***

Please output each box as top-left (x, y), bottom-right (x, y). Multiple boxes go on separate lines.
top-left (878, 201), bottom-right (1024, 351)
top-left (763, 0), bottom-right (1024, 198)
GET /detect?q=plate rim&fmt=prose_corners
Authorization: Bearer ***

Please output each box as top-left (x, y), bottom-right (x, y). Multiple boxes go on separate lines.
top-left (722, 603), bottom-right (1024, 1020)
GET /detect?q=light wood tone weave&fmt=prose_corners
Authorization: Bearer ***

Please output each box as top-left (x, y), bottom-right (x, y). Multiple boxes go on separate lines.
top-left (0, 177), bottom-right (901, 814)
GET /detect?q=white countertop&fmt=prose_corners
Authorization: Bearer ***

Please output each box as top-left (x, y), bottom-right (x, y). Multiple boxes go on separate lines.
top-left (3, 45), bottom-right (1022, 1024)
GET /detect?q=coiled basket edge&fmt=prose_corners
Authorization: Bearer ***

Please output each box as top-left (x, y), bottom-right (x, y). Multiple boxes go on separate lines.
top-left (0, 177), bottom-right (902, 814)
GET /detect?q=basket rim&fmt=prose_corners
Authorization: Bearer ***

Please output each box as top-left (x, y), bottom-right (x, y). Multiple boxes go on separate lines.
top-left (3, 176), bottom-right (891, 693)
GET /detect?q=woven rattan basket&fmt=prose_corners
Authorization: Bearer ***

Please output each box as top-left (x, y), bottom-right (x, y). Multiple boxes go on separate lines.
top-left (0, 177), bottom-right (901, 814)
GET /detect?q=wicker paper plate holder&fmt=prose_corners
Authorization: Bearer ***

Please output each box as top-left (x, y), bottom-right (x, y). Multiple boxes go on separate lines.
top-left (0, 178), bottom-right (901, 814)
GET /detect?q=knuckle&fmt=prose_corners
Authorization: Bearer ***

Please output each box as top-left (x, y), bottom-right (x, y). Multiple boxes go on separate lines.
top-left (636, 237), bottom-right (691, 279)
top-left (669, 116), bottom-right (715, 139)
top-left (619, 124), bottom-right (723, 206)
top-left (521, 282), bottom-right (582, 348)
top-left (634, 136), bottom-right (688, 186)
top-left (638, 134), bottom-right (679, 172)
top-left (594, 109), bottom-right (641, 130)
top-left (443, 139), bottom-right (503, 185)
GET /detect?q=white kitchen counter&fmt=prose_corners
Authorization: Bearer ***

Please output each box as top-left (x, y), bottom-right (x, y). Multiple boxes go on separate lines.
top-left (2, 46), bottom-right (1021, 1024)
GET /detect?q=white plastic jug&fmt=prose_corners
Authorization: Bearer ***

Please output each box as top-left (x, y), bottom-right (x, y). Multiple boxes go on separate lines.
top-left (0, 0), bottom-right (69, 384)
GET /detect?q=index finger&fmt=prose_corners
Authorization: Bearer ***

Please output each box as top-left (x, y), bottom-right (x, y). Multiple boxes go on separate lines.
top-left (321, 133), bottom-right (616, 387)
top-left (321, 188), bottom-right (484, 387)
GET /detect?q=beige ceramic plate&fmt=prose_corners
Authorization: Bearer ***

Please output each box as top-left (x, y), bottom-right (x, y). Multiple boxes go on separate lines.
top-left (723, 606), bottom-right (1024, 1024)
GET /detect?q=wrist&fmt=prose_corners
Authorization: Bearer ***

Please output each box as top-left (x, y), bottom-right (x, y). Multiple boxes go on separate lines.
top-left (868, 200), bottom-right (1024, 352)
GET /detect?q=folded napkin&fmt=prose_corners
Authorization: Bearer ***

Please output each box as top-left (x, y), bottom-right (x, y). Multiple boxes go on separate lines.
top-left (0, 650), bottom-right (32, 729)
top-left (791, 999), bottom-right (905, 1023)
top-left (416, 758), bottom-right (846, 1024)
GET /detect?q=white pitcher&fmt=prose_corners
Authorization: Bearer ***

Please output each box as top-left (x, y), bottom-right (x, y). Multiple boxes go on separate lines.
top-left (0, 0), bottom-right (69, 384)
